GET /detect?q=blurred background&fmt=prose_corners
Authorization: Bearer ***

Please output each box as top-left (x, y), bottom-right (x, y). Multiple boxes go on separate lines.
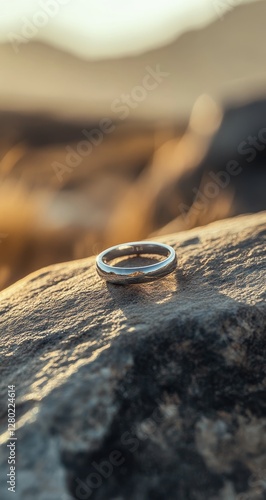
top-left (0, 0), bottom-right (266, 290)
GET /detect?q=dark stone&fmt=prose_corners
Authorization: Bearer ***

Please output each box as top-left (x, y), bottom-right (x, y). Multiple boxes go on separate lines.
top-left (0, 212), bottom-right (265, 499)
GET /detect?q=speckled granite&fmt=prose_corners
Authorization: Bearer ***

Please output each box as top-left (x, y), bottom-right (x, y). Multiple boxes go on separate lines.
top-left (0, 212), bottom-right (266, 500)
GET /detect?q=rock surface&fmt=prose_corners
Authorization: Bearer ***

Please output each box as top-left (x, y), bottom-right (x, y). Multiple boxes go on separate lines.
top-left (0, 212), bottom-right (266, 500)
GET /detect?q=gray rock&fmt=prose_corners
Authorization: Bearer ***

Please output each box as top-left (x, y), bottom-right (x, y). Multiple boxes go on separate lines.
top-left (0, 212), bottom-right (266, 500)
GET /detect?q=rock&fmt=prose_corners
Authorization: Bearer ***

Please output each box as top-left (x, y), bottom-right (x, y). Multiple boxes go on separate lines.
top-left (159, 99), bottom-right (266, 233)
top-left (0, 212), bottom-right (266, 500)
top-left (189, 99), bottom-right (266, 216)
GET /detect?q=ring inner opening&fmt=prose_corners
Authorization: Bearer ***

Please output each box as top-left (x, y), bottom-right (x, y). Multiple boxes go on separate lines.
top-left (103, 244), bottom-right (169, 266)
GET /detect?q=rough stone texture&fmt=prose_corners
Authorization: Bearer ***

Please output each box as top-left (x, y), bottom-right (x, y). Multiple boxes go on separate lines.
top-left (0, 212), bottom-right (266, 500)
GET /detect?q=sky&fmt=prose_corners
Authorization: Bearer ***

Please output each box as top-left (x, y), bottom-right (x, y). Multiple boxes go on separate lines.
top-left (0, 0), bottom-right (256, 59)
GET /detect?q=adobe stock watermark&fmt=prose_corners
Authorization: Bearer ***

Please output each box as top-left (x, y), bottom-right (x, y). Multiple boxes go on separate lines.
top-left (213, 0), bottom-right (242, 20)
top-left (7, 385), bottom-right (16, 494)
top-left (8, 0), bottom-right (71, 53)
top-left (52, 65), bottom-right (170, 183)
top-left (179, 127), bottom-right (266, 222)
top-left (74, 403), bottom-right (172, 499)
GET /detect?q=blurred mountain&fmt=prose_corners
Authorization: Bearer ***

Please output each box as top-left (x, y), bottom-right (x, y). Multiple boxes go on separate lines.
top-left (0, 0), bottom-right (266, 122)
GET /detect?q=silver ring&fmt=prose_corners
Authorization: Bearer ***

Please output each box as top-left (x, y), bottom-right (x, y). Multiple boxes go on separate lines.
top-left (96, 241), bottom-right (177, 284)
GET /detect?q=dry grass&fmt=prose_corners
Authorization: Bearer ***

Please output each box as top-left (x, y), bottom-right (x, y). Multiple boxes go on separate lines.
top-left (0, 98), bottom-right (249, 291)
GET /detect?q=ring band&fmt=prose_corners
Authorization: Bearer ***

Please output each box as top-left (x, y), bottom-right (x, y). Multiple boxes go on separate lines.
top-left (96, 241), bottom-right (177, 284)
